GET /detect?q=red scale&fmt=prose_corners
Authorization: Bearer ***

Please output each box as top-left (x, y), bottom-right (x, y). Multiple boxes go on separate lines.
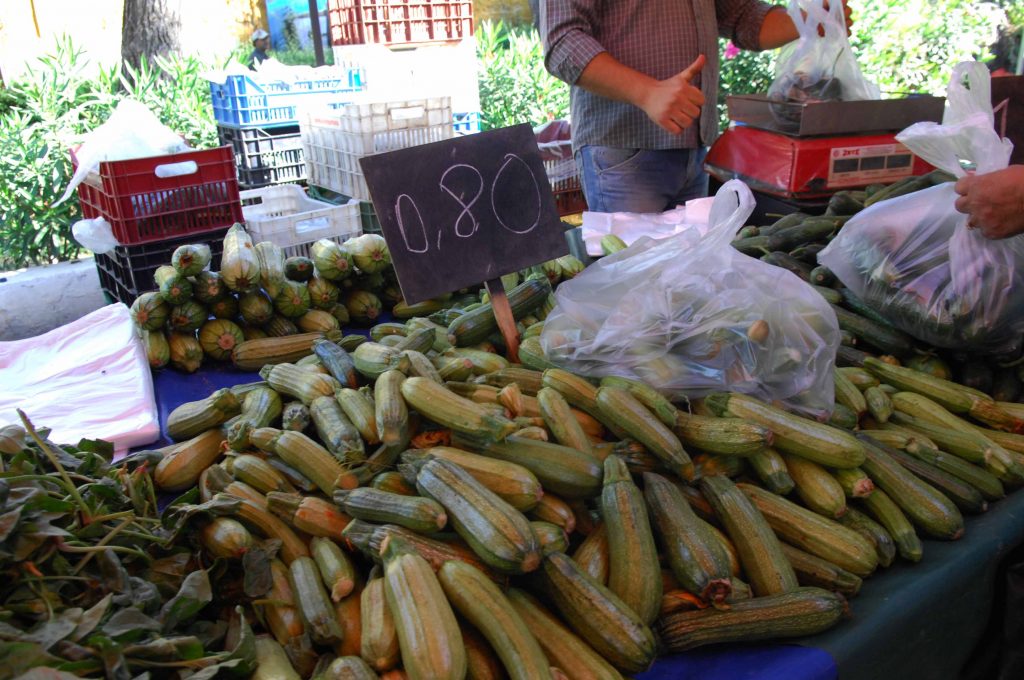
top-left (705, 94), bottom-right (946, 201)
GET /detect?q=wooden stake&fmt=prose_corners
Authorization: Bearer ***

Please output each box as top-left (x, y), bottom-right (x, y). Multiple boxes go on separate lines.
top-left (484, 278), bottom-right (520, 363)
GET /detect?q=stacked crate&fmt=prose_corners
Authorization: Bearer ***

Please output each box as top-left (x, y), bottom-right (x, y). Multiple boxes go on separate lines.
top-left (73, 146), bottom-right (245, 305)
top-left (208, 70), bottom-right (366, 190)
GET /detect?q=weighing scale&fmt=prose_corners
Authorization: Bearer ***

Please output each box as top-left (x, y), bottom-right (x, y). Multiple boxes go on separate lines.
top-left (705, 94), bottom-right (946, 219)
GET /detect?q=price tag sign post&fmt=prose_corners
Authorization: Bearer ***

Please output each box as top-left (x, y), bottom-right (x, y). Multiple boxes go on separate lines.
top-left (359, 123), bottom-right (569, 361)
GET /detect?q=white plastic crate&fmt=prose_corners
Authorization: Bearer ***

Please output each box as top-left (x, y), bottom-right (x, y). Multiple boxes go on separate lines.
top-left (240, 184), bottom-right (362, 258)
top-left (301, 96), bottom-right (454, 201)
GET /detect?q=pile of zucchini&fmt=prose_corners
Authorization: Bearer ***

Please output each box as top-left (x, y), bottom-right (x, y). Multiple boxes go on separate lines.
top-left (125, 272), bottom-right (1024, 677)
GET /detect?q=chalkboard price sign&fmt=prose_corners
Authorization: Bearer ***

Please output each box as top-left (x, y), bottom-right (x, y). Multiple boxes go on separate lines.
top-left (359, 123), bottom-right (569, 305)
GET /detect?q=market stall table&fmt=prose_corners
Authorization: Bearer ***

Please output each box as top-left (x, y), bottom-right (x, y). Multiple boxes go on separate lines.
top-left (150, 364), bottom-right (1024, 680)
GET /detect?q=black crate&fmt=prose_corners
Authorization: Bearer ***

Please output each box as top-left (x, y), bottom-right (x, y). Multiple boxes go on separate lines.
top-left (94, 227), bottom-right (230, 305)
top-left (217, 124), bottom-right (307, 190)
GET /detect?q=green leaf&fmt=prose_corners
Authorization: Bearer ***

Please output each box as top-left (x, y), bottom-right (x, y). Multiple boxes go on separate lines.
top-left (0, 641), bottom-right (59, 675)
top-left (101, 608), bottom-right (162, 641)
top-left (75, 438), bottom-right (114, 461)
top-left (159, 570), bottom-right (212, 633)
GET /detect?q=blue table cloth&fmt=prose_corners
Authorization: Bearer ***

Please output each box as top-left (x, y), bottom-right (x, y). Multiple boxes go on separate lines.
top-left (150, 361), bottom-right (1024, 680)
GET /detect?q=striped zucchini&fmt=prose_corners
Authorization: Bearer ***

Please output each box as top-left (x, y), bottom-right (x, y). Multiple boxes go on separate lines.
top-left (310, 395), bottom-right (365, 462)
top-left (860, 489), bottom-right (923, 562)
top-left (837, 366), bottom-right (879, 389)
top-left (443, 347), bottom-right (510, 375)
top-left (375, 370), bottom-right (409, 447)
top-left (361, 575), bottom-right (400, 672)
top-left (353, 342), bottom-right (412, 381)
top-left (506, 588), bottom-right (624, 680)
top-left (883, 445), bottom-right (988, 514)
top-left (438, 560), bottom-right (554, 680)
top-left (837, 507), bottom-right (897, 568)
top-left (167, 388), bottom-right (241, 441)
top-left (531, 521), bottom-right (570, 555)
top-left (643, 472), bottom-right (733, 603)
top-left (312, 339), bottom-right (360, 388)
top-left (356, 522), bottom-right (498, 580)
top-left (748, 447), bottom-right (796, 495)
top-left (406, 317), bottom-right (453, 353)
top-left (459, 621), bottom-right (506, 680)
top-left (596, 386), bottom-right (693, 480)
top-left (310, 536), bottom-right (356, 602)
top-left (395, 328), bottom-right (438, 355)
top-left (260, 363), bottom-right (340, 405)
top-left (334, 577), bottom-right (364, 659)
top-left (336, 388), bottom-right (381, 445)
top-left (381, 536), bottom-right (466, 680)
top-left (658, 587), bottom-right (845, 652)
top-left (402, 350), bottom-right (444, 384)
top-left (782, 454), bottom-right (847, 518)
top-left (250, 427), bottom-right (345, 496)
top-left (864, 386), bottom-right (894, 423)
top-left (220, 224), bottom-right (261, 293)
top-left (673, 412), bottom-right (773, 456)
top-left (447, 277), bottom-right (551, 347)
top-left (226, 454), bottom-right (297, 495)
top-left (780, 543), bottom-right (862, 596)
top-left (700, 475), bottom-right (798, 597)
top-left (233, 332), bottom-right (333, 371)
top-left (199, 517), bottom-right (253, 559)
top-left (289, 555), bottom-right (344, 645)
top-left (739, 483), bottom-right (878, 577)
top-left (864, 357), bottom-right (1024, 433)
top-left (451, 433), bottom-right (602, 499)
top-left (372, 470), bottom-right (417, 496)
top-left (888, 406), bottom-right (1019, 479)
top-left (478, 367), bottom-right (544, 395)
top-left (401, 447), bottom-right (543, 512)
top-left (705, 392), bottom-right (865, 468)
top-left (538, 552), bottom-right (657, 674)
top-left (401, 378), bottom-right (517, 441)
top-left (263, 559), bottom-right (305, 645)
top-left (281, 401), bottom-right (310, 432)
top-left (856, 434), bottom-right (964, 540)
top-left (266, 492), bottom-right (351, 539)
top-left (832, 467), bottom-right (876, 499)
top-left (226, 494), bottom-right (310, 564)
top-left (903, 445), bottom-right (1004, 501)
top-left (321, 657), bottom-right (376, 680)
top-left (537, 387), bottom-right (594, 456)
top-left (415, 458), bottom-right (541, 574)
top-left (833, 368), bottom-right (867, 417)
top-left (336, 487), bottom-right (447, 534)
top-left (601, 456), bottom-right (662, 625)
top-left (226, 386), bottom-right (283, 451)
top-left (599, 376), bottom-right (678, 428)
top-left (154, 429), bottom-right (226, 492)
top-left (572, 522), bottom-right (610, 585)
top-left (528, 493), bottom-right (576, 534)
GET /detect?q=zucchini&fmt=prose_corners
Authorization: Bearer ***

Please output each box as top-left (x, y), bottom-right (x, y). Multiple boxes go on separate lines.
top-left (831, 305), bottom-right (914, 357)
top-left (837, 507), bottom-right (896, 568)
top-left (596, 386), bottom-right (693, 480)
top-left (780, 543), bottom-right (862, 597)
top-left (700, 476), bottom-right (797, 597)
top-left (883, 446), bottom-right (988, 514)
top-left (448, 277), bottom-right (551, 347)
top-left (658, 587), bottom-right (845, 652)
top-left (859, 489), bottom-right (922, 562)
top-left (748, 447), bottom-right (795, 495)
top-left (782, 453), bottom-right (847, 518)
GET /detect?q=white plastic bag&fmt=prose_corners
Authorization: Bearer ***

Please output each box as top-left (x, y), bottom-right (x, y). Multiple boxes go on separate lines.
top-left (540, 180), bottom-right (841, 417)
top-left (768, 0), bottom-right (879, 113)
top-left (819, 62), bottom-right (1022, 354)
top-left (71, 216), bottom-right (118, 254)
top-left (0, 304), bottom-right (160, 455)
top-left (55, 99), bottom-right (191, 207)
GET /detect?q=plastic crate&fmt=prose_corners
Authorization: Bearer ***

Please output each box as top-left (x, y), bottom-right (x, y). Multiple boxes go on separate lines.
top-left (240, 185), bottom-right (363, 258)
top-left (308, 185), bottom-right (383, 235)
top-left (208, 70), bottom-right (366, 129)
top-left (328, 0), bottom-right (473, 47)
top-left (535, 119), bottom-right (587, 216)
top-left (94, 227), bottom-right (230, 305)
top-left (73, 146), bottom-right (244, 247)
top-left (453, 111), bottom-right (480, 135)
top-left (217, 124), bottom-right (307, 189)
top-left (302, 96), bottom-right (454, 201)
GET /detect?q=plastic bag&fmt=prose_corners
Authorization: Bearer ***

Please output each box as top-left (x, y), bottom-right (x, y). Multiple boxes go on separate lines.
top-left (819, 62), bottom-right (1022, 354)
top-left (71, 217), bottom-right (118, 254)
top-left (540, 180), bottom-right (841, 417)
top-left (768, 0), bottom-right (879, 125)
top-left (55, 99), bottom-right (190, 207)
top-left (0, 304), bottom-right (160, 456)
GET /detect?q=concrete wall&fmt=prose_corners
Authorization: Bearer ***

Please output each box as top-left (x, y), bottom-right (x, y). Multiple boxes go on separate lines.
top-left (0, 0), bottom-right (269, 82)
top-left (0, 258), bottom-right (106, 341)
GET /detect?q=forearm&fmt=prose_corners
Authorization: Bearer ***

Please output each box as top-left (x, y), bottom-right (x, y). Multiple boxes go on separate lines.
top-left (757, 6), bottom-right (798, 49)
top-left (576, 52), bottom-right (658, 108)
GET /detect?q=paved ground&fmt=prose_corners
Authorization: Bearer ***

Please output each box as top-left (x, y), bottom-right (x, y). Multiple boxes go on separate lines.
top-left (0, 257), bottom-right (107, 341)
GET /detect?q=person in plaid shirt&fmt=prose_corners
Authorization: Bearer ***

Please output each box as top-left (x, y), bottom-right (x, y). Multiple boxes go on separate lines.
top-left (541, 0), bottom-right (851, 213)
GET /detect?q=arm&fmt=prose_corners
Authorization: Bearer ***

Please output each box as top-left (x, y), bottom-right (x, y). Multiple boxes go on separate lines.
top-left (717, 0), bottom-right (853, 51)
top-left (954, 167), bottom-right (1024, 240)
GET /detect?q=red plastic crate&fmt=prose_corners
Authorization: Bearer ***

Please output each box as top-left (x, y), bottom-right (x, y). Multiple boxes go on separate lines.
top-left (328, 0), bottom-right (474, 47)
top-left (73, 146), bottom-right (244, 246)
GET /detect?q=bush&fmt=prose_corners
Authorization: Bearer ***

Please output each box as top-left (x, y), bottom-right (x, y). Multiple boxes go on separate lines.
top-left (0, 38), bottom-right (220, 270)
top-left (476, 20), bottom-right (569, 130)
top-left (717, 39), bottom-right (776, 131)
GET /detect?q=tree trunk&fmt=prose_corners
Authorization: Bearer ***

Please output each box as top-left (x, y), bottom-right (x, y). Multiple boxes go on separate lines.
top-left (121, 0), bottom-right (182, 73)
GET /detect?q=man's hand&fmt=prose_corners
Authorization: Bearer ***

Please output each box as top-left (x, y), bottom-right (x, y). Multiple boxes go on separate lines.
top-left (953, 166), bottom-right (1024, 240)
top-left (639, 55), bottom-right (706, 135)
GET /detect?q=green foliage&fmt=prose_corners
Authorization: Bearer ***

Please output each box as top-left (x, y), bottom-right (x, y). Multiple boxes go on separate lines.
top-left (476, 20), bottom-right (570, 130)
top-left (0, 37), bottom-right (220, 270)
top-left (851, 0), bottom-right (1007, 94)
top-left (717, 39), bottom-right (777, 131)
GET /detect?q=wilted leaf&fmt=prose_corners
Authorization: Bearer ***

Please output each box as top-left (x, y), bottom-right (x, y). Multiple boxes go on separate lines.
top-left (159, 496), bottom-right (239, 546)
top-left (0, 507), bottom-right (23, 541)
top-left (186, 620), bottom-right (227, 650)
top-left (25, 609), bottom-right (80, 648)
top-left (159, 570), bottom-right (212, 633)
top-left (13, 668), bottom-right (82, 680)
top-left (218, 608), bottom-right (257, 677)
top-left (0, 641), bottom-right (59, 675)
top-left (123, 635), bottom-right (204, 661)
top-left (241, 547), bottom-right (273, 599)
top-left (102, 608), bottom-right (161, 641)
top-left (72, 594), bottom-right (111, 642)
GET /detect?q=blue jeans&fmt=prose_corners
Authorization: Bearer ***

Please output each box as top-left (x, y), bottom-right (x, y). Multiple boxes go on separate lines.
top-left (576, 146), bottom-right (709, 213)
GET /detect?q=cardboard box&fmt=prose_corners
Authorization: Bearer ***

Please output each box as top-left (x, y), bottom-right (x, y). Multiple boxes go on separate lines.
top-left (726, 94), bottom-right (945, 137)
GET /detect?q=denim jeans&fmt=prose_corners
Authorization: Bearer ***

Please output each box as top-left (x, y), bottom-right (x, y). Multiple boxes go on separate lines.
top-left (576, 146), bottom-right (709, 213)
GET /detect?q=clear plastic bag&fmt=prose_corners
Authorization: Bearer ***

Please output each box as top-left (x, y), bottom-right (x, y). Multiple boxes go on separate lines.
top-left (768, 0), bottom-right (879, 124)
top-left (540, 180), bottom-right (841, 417)
top-left (819, 62), bottom-right (1022, 354)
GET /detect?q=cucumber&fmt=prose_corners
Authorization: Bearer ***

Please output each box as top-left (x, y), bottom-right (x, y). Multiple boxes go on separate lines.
top-left (831, 305), bottom-right (915, 357)
top-left (765, 217), bottom-right (845, 252)
top-left (761, 251), bottom-right (813, 281)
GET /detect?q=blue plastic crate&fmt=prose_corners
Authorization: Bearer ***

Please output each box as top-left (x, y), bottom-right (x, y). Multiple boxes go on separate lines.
top-left (209, 70), bottom-right (366, 129)
top-left (453, 111), bottom-right (481, 135)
